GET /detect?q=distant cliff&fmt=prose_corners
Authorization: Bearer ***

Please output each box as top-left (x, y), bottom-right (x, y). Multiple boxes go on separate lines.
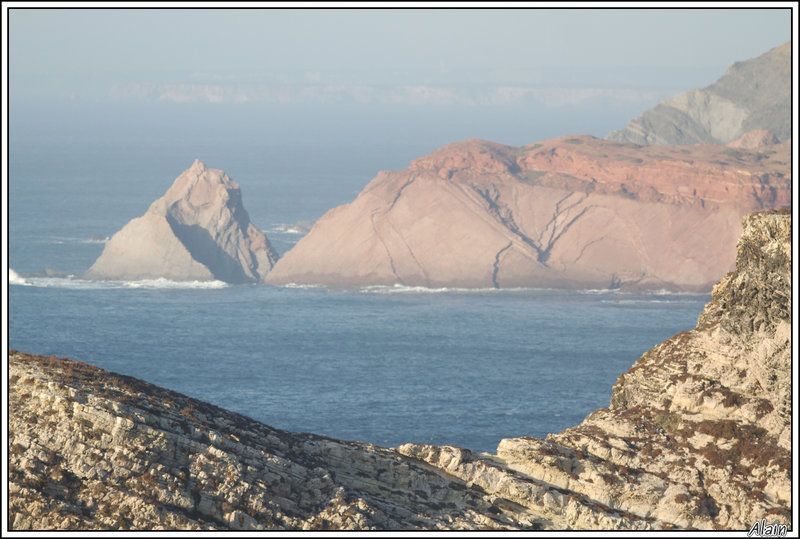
top-left (8, 211), bottom-right (792, 530)
top-left (607, 41), bottom-right (790, 145)
top-left (83, 160), bottom-right (278, 284)
top-left (265, 135), bottom-right (790, 291)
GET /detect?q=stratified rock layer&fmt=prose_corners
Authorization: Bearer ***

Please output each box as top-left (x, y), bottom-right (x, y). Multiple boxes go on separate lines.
top-left (399, 210), bottom-right (791, 531)
top-left (8, 211), bottom-right (791, 531)
top-left (607, 41), bottom-right (790, 145)
top-left (83, 160), bottom-right (278, 284)
top-left (265, 136), bottom-right (790, 291)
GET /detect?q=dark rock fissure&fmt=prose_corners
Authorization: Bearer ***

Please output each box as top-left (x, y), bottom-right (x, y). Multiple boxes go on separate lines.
top-left (492, 242), bottom-right (513, 289)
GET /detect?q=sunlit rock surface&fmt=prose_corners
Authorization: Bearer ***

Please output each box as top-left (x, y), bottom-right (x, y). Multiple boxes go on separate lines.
top-left (265, 136), bottom-right (790, 291)
top-left (83, 160), bottom-right (278, 284)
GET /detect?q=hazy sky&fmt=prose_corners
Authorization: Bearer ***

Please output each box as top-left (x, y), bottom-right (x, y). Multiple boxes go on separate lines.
top-left (8, 6), bottom-right (792, 100)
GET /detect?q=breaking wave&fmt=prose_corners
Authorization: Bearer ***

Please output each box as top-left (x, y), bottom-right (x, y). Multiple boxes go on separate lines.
top-left (9, 271), bottom-right (228, 290)
top-left (269, 223), bottom-right (314, 235)
top-left (276, 282), bottom-right (710, 300)
top-left (358, 284), bottom-right (560, 295)
top-left (9, 269), bottom-right (33, 286)
top-left (46, 235), bottom-right (110, 244)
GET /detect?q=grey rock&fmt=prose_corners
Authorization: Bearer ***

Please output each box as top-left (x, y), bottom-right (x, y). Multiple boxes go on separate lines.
top-left (607, 42), bottom-right (790, 145)
top-left (83, 160), bottom-right (278, 284)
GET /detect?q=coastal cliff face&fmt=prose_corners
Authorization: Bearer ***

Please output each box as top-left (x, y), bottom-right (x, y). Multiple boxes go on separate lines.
top-left (607, 41), bottom-right (790, 145)
top-left (265, 135), bottom-right (789, 291)
top-left (83, 160), bottom-right (278, 284)
top-left (399, 211), bottom-right (791, 530)
top-left (8, 211), bottom-right (791, 531)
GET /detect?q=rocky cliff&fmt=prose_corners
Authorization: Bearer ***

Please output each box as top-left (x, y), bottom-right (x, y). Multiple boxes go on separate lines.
top-left (8, 211), bottom-right (792, 531)
top-left (607, 41), bottom-right (790, 145)
top-left (265, 135), bottom-right (790, 291)
top-left (83, 160), bottom-right (278, 284)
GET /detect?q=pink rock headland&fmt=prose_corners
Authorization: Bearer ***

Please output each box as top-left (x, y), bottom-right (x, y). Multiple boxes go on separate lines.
top-left (265, 135), bottom-right (790, 292)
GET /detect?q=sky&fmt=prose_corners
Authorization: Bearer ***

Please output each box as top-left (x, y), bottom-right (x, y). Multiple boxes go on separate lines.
top-left (7, 6), bottom-right (793, 102)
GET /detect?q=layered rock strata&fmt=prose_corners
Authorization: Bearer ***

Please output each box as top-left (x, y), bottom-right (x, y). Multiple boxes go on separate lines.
top-left (83, 160), bottom-right (278, 284)
top-left (8, 211), bottom-right (792, 530)
top-left (607, 41), bottom-right (790, 145)
top-left (265, 136), bottom-right (790, 291)
top-left (400, 210), bottom-right (792, 530)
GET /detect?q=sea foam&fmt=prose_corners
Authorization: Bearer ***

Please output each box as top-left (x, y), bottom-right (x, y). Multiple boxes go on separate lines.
top-left (9, 272), bottom-right (228, 290)
top-left (9, 269), bottom-right (33, 286)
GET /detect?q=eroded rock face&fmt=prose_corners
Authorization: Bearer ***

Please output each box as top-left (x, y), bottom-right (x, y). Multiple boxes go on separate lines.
top-left (265, 136), bottom-right (790, 291)
top-left (401, 211), bottom-right (792, 530)
top-left (8, 211), bottom-right (792, 531)
top-left (726, 129), bottom-right (780, 150)
top-left (83, 160), bottom-right (278, 284)
top-left (7, 350), bottom-right (537, 531)
top-left (607, 41), bottom-right (790, 145)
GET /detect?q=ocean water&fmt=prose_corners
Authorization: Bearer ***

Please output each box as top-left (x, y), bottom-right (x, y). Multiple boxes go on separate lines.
top-left (7, 102), bottom-right (710, 453)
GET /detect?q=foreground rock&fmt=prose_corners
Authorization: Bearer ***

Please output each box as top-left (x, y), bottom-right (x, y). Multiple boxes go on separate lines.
top-left (8, 210), bottom-right (791, 530)
top-left (265, 136), bottom-right (789, 291)
top-left (399, 210), bottom-right (791, 530)
top-left (83, 160), bottom-right (278, 284)
top-left (607, 41), bottom-right (790, 145)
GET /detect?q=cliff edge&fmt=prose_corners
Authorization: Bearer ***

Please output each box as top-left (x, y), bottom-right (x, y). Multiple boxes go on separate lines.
top-left (83, 160), bottom-right (278, 284)
top-left (8, 210), bottom-right (792, 530)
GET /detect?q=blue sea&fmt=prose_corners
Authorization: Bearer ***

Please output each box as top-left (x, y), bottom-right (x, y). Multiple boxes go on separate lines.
top-left (7, 102), bottom-right (710, 453)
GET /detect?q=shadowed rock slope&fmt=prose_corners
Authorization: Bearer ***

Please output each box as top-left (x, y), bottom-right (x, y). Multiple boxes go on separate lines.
top-left (607, 41), bottom-right (790, 145)
top-left (83, 160), bottom-right (278, 284)
top-left (265, 136), bottom-right (790, 291)
top-left (8, 210), bottom-right (791, 531)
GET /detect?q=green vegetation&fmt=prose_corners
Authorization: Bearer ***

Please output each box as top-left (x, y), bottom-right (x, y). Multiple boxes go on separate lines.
top-left (653, 412), bottom-right (682, 432)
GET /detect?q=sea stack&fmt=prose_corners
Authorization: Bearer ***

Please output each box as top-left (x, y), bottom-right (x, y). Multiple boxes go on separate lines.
top-left (264, 136), bottom-right (790, 291)
top-left (83, 160), bottom-right (278, 284)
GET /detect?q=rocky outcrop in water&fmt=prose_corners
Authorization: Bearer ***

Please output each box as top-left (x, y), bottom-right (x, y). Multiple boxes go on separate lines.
top-left (265, 136), bottom-right (790, 291)
top-left (83, 160), bottom-right (278, 284)
top-left (8, 211), bottom-right (792, 531)
top-left (607, 42), bottom-right (790, 145)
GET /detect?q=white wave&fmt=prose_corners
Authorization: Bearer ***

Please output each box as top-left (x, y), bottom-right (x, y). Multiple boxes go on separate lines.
top-left (119, 278), bottom-right (229, 289)
top-left (575, 288), bottom-right (619, 295)
top-left (578, 287), bottom-right (708, 298)
top-left (646, 289), bottom-right (709, 297)
top-left (81, 236), bottom-right (110, 244)
top-left (269, 223), bottom-right (313, 235)
top-left (280, 282), bottom-right (323, 289)
top-left (359, 284), bottom-right (558, 295)
top-left (9, 269), bottom-right (33, 286)
top-left (46, 235), bottom-right (109, 244)
top-left (10, 274), bottom-right (229, 290)
top-left (270, 226), bottom-right (306, 235)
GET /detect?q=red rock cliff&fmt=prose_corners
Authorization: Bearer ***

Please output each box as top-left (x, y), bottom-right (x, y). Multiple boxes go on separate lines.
top-left (265, 135), bottom-right (790, 291)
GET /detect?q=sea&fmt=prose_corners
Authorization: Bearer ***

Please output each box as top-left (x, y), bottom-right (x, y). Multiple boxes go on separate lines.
top-left (7, 101), bottom-right (710, 454)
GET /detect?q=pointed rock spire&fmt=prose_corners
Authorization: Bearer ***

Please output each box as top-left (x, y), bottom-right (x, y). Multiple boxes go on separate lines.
top-left (84, 161), bottom-right (278, 283)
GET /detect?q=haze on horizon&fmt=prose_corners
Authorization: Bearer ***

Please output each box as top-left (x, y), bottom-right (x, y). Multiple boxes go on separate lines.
top-left (6, 6), bottom-right (793, 147)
